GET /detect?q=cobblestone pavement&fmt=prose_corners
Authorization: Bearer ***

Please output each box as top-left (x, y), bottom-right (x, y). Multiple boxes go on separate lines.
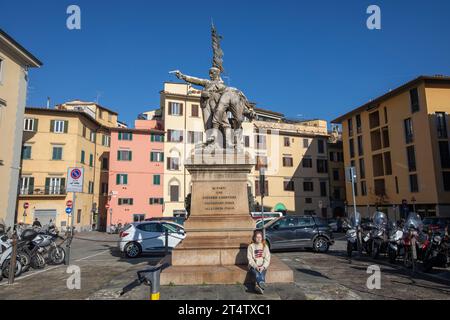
top-left (0, 232), bottom-right (449, 300)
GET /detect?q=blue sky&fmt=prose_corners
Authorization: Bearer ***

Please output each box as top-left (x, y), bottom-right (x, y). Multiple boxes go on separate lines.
top-left (2, 0), bottom-right (450, 126)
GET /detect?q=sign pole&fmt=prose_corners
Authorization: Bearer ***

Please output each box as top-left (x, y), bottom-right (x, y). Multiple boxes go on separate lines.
top-left (65, 167), bottom-right (83, 265)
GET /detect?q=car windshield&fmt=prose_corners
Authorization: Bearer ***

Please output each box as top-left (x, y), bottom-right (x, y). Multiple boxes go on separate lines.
top-left (264, 217), bottom-right (281, 229)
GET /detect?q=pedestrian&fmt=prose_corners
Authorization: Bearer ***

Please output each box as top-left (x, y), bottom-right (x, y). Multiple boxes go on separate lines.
top-left (32, 218), bottom-right (42, 228)
top-left (247, 230), bottom-right (271, 294)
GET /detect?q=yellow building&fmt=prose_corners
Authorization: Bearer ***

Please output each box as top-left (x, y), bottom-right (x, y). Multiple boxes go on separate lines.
top-left (18, 104), bottom-right (116, 231)
top-left (332, 75), bottom-right (450, 218)
top-left (0, 29), bottom-right (42, 227)
top-left (327, 128), bottom-right (346, 217)
top-left (152, 82), bottom-right (333, 217)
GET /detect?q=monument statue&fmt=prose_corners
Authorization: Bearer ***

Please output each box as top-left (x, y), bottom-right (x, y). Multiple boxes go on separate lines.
top-left (171, 24), bottom-right (256, 151)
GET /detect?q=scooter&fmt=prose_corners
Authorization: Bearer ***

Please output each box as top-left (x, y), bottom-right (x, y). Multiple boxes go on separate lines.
top-left (0, 228), bottom-right (23, 280)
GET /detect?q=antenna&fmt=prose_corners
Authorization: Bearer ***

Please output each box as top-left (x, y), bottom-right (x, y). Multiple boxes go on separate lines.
top-left (47, 97), bottom-right (50, 109)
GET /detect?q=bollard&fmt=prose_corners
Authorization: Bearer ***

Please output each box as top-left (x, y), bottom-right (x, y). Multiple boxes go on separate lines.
top-left (137, 264), bottom-right (162, 300)
top-left (8, 231), bottom-right (18, 284)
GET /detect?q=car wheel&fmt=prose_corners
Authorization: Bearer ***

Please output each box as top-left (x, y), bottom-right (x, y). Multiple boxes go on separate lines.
top-left (313, 237), bottom-right (329, 253)
top-left (124, 242), bottom-right (142, 258)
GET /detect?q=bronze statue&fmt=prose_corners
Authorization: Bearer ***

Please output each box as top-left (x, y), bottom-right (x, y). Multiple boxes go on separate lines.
top-left (172, 24), bottom-right (255, 150)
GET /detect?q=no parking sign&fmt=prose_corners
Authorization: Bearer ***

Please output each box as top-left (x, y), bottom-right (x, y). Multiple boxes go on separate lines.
top-left (67, 167), bottom-right (84, 193)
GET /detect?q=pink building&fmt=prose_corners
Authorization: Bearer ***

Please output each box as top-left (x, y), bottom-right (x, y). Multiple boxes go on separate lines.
top-left (108, 119), bottom-right (164, 225)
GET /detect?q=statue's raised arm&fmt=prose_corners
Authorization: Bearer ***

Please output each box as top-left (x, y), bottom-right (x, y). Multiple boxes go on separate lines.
top-left (175, 71), bottom-right (209, 87)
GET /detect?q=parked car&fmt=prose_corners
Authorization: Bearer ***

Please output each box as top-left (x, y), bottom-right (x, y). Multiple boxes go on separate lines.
top-left (119, 221), bottom-right (185, 258)
top-left (327, 218), bottom-right (338, 232)
top-left (423, 217), bottom-right (450, 233)
top-left (145, 216), bottom-right (186, 226)
top-left (255, 218), bottom-right (276, 229)
top-left (251, 212), bottom-right (284, 221)
top-left (261, 215), bottom-right (334, 253)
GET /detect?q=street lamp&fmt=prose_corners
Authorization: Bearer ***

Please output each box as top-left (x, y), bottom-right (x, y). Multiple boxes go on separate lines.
top-left (259, 166), bottom-right (266, 239)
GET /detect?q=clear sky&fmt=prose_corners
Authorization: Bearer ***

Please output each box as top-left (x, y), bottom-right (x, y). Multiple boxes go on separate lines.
top-left (2, 0), bottom-right (450, 126)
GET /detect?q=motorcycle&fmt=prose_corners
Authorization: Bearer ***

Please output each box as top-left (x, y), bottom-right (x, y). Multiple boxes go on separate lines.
top-left (422, 226), bottom-right (449, 272)
top-left (370, 212), bottom-right (389, 259)
top-left (346, 211), bottom-right (365, 258)
top-left (402, 212), bottom-right (425, 273)
top-left (388, 221), bottom-right (404, 263)
top-left (0, 227), bottom-right (23, 279)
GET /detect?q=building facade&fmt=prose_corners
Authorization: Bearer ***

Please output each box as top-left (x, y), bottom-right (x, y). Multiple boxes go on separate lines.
top-left (154, 82), bottom-right (332, 217)
top-left (327, 129), bottom-right (346, 217)
top-left (107, 119), bottom-right (164, 225)
top-left (333, 76), bottom-right (450, 218)
top-left (0, 29), bottom-right (42, 227)
top-left (18, 105), bottom-right (115, 231)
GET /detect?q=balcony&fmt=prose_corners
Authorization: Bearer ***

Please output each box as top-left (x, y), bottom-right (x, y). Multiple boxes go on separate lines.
top-left (19, 186), bottom-right (67, 197)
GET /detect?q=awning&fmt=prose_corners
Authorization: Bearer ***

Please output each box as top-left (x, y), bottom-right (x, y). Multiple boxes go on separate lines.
top-left (274, 203), bottom-right (286, 212)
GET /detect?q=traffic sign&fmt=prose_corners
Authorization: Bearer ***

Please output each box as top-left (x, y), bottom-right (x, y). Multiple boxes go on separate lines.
top-left (67, 167), bottom-right (84, 193)
top-left (66, 200), bottom-right (73, 207)
top-left (23, 202), bottom-right (29, 209)
top-left (65, 207), bottom-right (73, 214)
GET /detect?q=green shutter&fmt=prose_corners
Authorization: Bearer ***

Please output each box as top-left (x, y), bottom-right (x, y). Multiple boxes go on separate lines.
top-left (118, 132), bottom-right (122, 140)
top-left (150, 152), bottom-right (154, 162)
top-left (81, 150), bottom-right (85, 163)
top-left (124, 174), bottom-right (128, 185)
top-left (116, 174), bottom-right (120, 185)
top-left (64, 121), bottom-right (69, 133)
top-left (61, 178), bottom-right (66, 192)
top-left (50, 120), bottom-right (55, 132)
top-left (130, 198), bottom-right (133, 205)
top-left (45, 178), bottom-right (50, 194)
top-left (151, 134), bottom-right (154, 142)
top-left (29, 177), bottom-right (35, 192)
top-left (129, 151), bottom-right (132, 161)
top-left (33, 119), bottom-right (39, 132)
top-left (161, 152), bottom-right (164, 162)
top-left (117, 151), bottom-right (121, 160)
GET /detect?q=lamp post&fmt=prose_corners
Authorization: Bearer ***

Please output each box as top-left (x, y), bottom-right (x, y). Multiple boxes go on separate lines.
top-left (259, 166), bottom-right (266, 239)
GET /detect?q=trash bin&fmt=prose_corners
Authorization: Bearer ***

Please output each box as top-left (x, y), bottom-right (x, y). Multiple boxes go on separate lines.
top-left (137, 264), bottom-right (162, 300)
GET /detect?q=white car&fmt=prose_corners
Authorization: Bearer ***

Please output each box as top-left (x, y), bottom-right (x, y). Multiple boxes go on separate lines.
top-left (118, 221), bottom-right (185, 258)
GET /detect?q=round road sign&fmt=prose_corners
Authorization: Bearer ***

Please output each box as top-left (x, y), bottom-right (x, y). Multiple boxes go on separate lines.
top-left (23, 202), bottom-right (29, 209)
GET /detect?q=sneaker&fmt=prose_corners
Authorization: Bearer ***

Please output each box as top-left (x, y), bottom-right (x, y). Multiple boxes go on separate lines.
top-left (254, 283), bottom-right (264, 294)
top-left (259, 281), bottom-right (266, 290)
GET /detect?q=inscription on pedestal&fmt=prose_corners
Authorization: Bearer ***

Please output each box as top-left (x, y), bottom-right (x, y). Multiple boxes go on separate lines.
top-left (203, 187), bottom-right (237, 212)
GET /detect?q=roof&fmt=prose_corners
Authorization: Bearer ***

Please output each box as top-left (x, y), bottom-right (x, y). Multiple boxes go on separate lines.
top-left (254, 107), bottom-right (284, 118)
top-left (61, 100), bottom-right (118, 115)
top-left (332, 75), bottom-right (450, 123)
top-left (109, 127), bottom-right (164, 134)
top-left (0, 29), bottom-right (42, 67)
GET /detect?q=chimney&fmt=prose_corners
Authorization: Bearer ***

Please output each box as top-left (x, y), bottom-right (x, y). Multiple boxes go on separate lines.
top-left (46, 97), bottom-right (50, 109)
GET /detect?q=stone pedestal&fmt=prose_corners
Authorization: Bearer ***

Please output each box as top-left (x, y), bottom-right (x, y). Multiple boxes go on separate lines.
top-left (160, 149), bottom-right (293, 285)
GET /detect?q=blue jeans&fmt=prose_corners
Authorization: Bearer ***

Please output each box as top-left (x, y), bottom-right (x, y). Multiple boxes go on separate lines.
top-left (250, 268), bottom-right (266, 284)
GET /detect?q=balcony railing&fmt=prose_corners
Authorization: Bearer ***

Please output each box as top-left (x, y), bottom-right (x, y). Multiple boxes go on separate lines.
top-left (19, 186), bottom-right (67, 196)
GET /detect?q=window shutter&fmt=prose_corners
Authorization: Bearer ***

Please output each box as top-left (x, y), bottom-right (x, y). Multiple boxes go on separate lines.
top-left (167, 130), bottom-right (172, 142)
top-left (161, 152), bottom-right (164, 162)
top-left (29, 177), bottom-right (35, 192)
top-left (50, 120), bottom-right (55, 132)
top-left (129, 151), bottom-right (132, 161)
top-left (167, 157), bottom-right (171, 170)
top-left (33, 119), bottom-right (39, 132)
top-left (45, 178), bottom-right (50, 193)
top-left (64, 121), bottom-right (69, 133)
top-left (61, 178), bottom-right (66, 191)
top-left (180, 103), bottom-right (183, 115)
top-left (150, 152), bottom-right (154, 162)
top-left (124, 175), bottom-right (128, 185)
top-left (168, 103), bottom-right (172, 115)
top-left (118, 132), bottom-right (122, 140)
top-left (117, 151), bottom-right (121, 160)
top-left (116, 174), bottom-right (120, 185)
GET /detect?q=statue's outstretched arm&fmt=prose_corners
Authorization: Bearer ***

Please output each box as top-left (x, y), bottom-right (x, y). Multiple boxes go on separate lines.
top-left (176, 71), bottom-right (208, 87)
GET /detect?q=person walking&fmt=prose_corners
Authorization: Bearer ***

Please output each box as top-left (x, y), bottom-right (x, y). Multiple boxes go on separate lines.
top-left (32, 218), bottom-right (42, 228)
top-left (247, 230), bottom-right (271, 294)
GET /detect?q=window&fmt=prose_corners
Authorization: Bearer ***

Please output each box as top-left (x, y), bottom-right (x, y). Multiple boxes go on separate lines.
top-left (395, 176), bottom-right (399, 194)
top-left (372, 154), bottom-right (384, 177)
top-left (406, 146), bottom-right (417, 172)
top-left (317, 159), bottom-right (328, 173)
top-left (149, 198), bottom-right (164, 205)
top-left (410, 88), bottom-right (420, 113)
top-left (153, 175), bottom-right (161, 185)
top-left (303, 181), bottom-right (314, 192)
top-left (167, 157), bottom-right (180, 170)
top-left (90, 131), bottom-right (96, 143)
top-left (45, 177), bottom-right (65, 195)
top-left (102, 135), bottom-right (111, 147)
top-left (255, 156), bottom-right (268, 170)
top-left (89, 154), bottom-right (94, 167)
top-left (318, 139), bottom-right (325, 154)
top-left (116, 174), bottom-right (128, 185)
top-left (359, 158), bottom-right (366, 179)
top-left (384, 107), bottom-right (388, 124)
top-left (170, 185), bottom-right (179, 202)
top-left (284, 137), bottom-right (290, 147)
top-left (357, 135), bottom-right (363, 156)
top-left (151, 134), bottom-right (164, 142)
top-left (282, 156), bottom-right (293, 167)
top-left (333, 188), bottom-right (340, 200)
top-left (349, 138), bottom-right (355, 158)
top-left (333, 169), bottom-right (339, 181)
top-left (255, 135), bottom-right (266, 149)
top-left (24, 118), bottom-right (37, 132)
top-left (329, 152), bottom-right (335, 162)
top-left (191, 104), bottom-right (199, 117)
top-left (52, 146), bottom-right (63, 160)
top-left (439, 141), bottom-right (450, 169)
top-left (303, 139), bottom-right (309, 148)
top-left (255, 180), bottom-right (269, 196)
top-left (370, 130), bottom-right (382, 151)
top-left (382, 127), bottom-right (390, 148)
top-left (244, 136), bottom-right (250, 148)
top-left (409, 174), bottom-right (419, 193)
top-left (283, 179), bottom-right (295, 191)
top-left (320, 181), bottom-right (327, 197)
top-left (404, 118), bottom-right (414, 144)
top-left (348, 118), bottom-right (353, 136)
top-left (443, 172), bottom-right (450, 191)
top-left (188, 131), bottom-right (203, 144)
top-left (102, 157), bottom-right (109, 170)
top-left (168, 102), bottom-right (183, 116)
top-left (302, 158), bottom-right (312, 168)
top-left (436, 112), bottom-right (448, 138)
top-left (118, 198), bottom-right (133, 205)
top-left (118, 132), bottom-right (133, 141)
top-left (101, 183), bottom-right (108, 194)
top-left (88, 181), bottom-right (94, 194)
top-left (384, 152), bottom-right (392, 175)
top-left (83, 126), bottom-right (87, 138)
top-left (20, 176), bottom-right (34, 195)
top-left (356, 114), bottom-right (362, 134)
top-left (80, 150), bottom-right (85, 163)
top-left (117, 150), bottom-right (132, 161)
top-left (167, 130), bottom-right (183, 142)
top-left (361, 181), bottom-right (367, 196)
top-left (22, 146), bottom-right (32, 159)
top-left (374, 179), bottom-right (386, 196)
top-left (369, 111), bottom-right (380, 129)
top-left (51, 120), bottom-right (67, 133)
top-left (150, 151), bottom-right (164, 162)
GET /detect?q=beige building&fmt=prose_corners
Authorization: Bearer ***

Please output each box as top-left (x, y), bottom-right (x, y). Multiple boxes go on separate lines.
top-left (18, 103), bottom-right (117, 231)
top-left (150, 82), bottom-right (332, 217)
top-left (0, 29), bottom-right (42, 227)
top-left (333, 75), bottom-right (450, 218)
